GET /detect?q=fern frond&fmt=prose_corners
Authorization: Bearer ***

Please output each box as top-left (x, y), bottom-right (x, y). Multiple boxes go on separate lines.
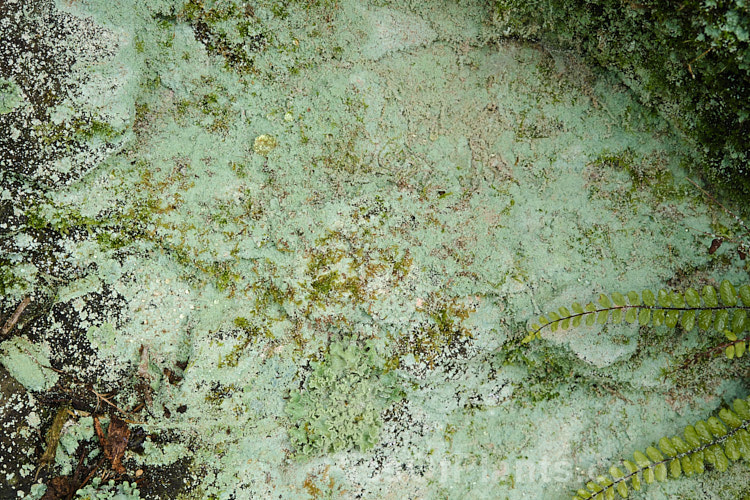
top-left (523, 280), bottom-right (750, 344)
top-left (574, 397), bottom-right (750, 499)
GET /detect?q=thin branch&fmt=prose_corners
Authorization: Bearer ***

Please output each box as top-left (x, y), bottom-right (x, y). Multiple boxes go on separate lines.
top-left (677, 335), bottom-right (750, 371)
top-left (1, 296), bottom-right (32, 338)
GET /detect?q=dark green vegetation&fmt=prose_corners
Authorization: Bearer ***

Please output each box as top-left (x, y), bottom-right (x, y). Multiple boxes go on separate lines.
top-left (495, 0), bottom-right (750, 193)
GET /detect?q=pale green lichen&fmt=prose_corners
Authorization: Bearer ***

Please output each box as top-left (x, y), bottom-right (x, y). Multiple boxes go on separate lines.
top-left (74, 478), bottom-right (141, 500)
top-left (56, 416), bottom-right (96, 476)
top-left (0, 77), bottom-right (23, 114)
top-left (285, 340), bottom-right (402, 457)
top-left (1, 0), bottom-right (738, 497)
top-left (0, 337), bottom-right (58, 391)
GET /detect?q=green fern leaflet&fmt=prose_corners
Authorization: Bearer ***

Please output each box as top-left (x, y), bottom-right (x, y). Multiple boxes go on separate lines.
top-left (524, 280), bottom-right (750, 358)
top-left (574, 397), bottom-right (750, 499)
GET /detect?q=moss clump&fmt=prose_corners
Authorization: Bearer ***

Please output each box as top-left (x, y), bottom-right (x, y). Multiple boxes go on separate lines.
top-left (584, 148), bottom-right (685, 210)
top-left (494, 0), bottom-right (750, 193)
top-left (285, 341), bottom-right (402, 457)
top-left (178, 0), bottom-right (267, 74)
top-left (388, 296), bottom-right (475, 370)
top-left (252, 134), bottom-right (278, 156)
top-left (217, 318), bottom-right (272, 368)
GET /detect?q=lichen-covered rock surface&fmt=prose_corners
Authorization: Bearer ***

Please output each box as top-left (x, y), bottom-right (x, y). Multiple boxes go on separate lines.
top-left (492, 0), bottom-right (750, 193)
top-left (1, 0), bottom-right (749, 499)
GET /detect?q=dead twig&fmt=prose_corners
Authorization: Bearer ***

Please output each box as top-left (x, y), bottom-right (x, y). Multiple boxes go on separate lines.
top-left (687, 47), bottom-right (714, 79)
top-left (1, 296), bottom-right (32, 338)
top-left (36, 405), bottom-right (72, 480)
top-left (92, 389), bottom-right (131, 417)
top-left (76, 457), bottom-right (106, 497)
top-left (676, 335), bottom-right (750, 372)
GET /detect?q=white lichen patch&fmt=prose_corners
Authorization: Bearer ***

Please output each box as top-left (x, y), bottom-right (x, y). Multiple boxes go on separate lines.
top-left (0, 77), bottom-right (24, 114)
